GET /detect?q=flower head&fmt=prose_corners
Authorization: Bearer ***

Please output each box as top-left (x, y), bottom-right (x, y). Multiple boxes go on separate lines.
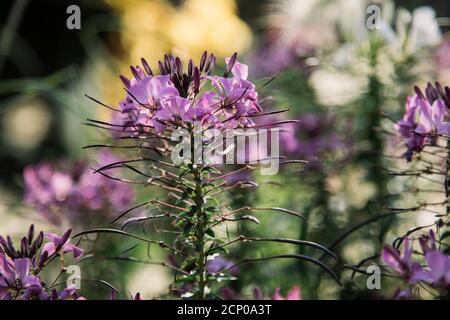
top-left (382, 230), bottom-right (450, 296)
top-left (0, 226), bottom-right (83, 300)
top-left (117, 52), bottom-right (264, 135)
top-left (396, 82), bottom-right (450, 161)
top-left (24, 151), bottom-right (134, 227)
top-left (42, 230), bottom-right (83, 260)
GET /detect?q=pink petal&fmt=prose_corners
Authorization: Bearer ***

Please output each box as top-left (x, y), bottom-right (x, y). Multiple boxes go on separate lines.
top-left (286, 286), bottom-right (301, 300)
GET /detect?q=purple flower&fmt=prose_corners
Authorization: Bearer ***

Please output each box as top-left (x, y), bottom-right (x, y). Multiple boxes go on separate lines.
top-left (208, 74), bottom-right (262, 128)
top-left (24, 151), bottom-right (134, 227)
top-left (418, 230), bottom-right (437, 254)
top-left (42, 231), bottom-right (83, 260)
top-left (249, 38), bottom-right (301, 77)
top-left (206, 256), bottom-right (239, 276)
top-left (396, 82), bottom-right (450, 161)
top-left (410, 251), bottom-right (450, 287)
top-left (410, 231), bottom-right (450, 288)
top-left (395, 95), bottom-right (426, 161)
top-left (117, 52), bottom-right (264, 135)
top-left (415, 95), bottom-right (450, 137)
top-left (272, 286), bottom-right (301, 300)
top-left (436, 40), bottom-right (450, 69)
top-left (382, 238), bottom-right (416, 279)
top-left (23, 164), bottom-right (73, 224)
top-left (0, 256), bottom-right (46, 300)
top-left (51, 284), bottom-right (85, 300)
top-left (0, 226), bottom-right (84, 300)
top-left (382, 230), bottom-right (450, 294)
top-left (77, 151), bottom-right (135, 213)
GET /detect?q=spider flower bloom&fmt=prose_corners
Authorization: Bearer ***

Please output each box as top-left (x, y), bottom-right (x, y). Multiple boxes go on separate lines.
top-left (270, 113), bottom-right (351, 169)
top-left (0, 257), bottom-right (45, 300)
top-left (0, 226), bottom-right (84, 300)
top-left (395, 95), bottom-right (426, 161)
top-left (383, 232), bottom-right (450, 291)
top-left (382, 238), bottom-right (422, 282)
top-left (117, 52), bottom-right (263, 134)
top-left (42, 231), bottom-right (84, 259)
top-left (411, 230), bottom-right (450, 288)
top-left (396, 82), bottom-right (450, 161)
top-left (24, 151), bottom-right (134, 226)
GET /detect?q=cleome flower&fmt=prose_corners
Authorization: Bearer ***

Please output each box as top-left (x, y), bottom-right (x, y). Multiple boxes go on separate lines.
top-left (382, 230), bottom-right (450, 297)
top-left (396, 82), bottom-right (450, 161)
top-left (117, 52), bottom-right (263, 135)
top-left (0, 225), bottom-right (84, 300)
top-left (24, 150), bottom-right (134, 227)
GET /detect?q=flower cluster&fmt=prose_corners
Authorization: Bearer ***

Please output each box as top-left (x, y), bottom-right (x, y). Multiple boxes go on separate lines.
top-left (382, 230), bottom-right (450, 298)
top-left (396, 82), bottom-right (450, 161)
top-left (0, 225), bottom-right (84, 300)
top-left (24, 151), bottom-right (134, 226)
top-left (271, 113), bottom-right (351, 169)
top-left (118, 52), bottom-right (262, 134)
top-left (79, 51), bottom-right (340, 300)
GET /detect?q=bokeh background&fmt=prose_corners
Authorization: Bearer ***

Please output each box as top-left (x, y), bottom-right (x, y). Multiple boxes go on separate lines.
top-left (1, 0), bottom-right (450, 299)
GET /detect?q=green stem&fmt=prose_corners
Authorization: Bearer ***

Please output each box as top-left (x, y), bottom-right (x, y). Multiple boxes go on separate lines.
top-left (193, 164), bottom-right (207, 299)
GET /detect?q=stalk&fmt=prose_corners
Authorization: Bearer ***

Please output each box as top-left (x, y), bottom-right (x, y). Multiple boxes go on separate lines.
top-left (193, 165), bottom-right (207, 299)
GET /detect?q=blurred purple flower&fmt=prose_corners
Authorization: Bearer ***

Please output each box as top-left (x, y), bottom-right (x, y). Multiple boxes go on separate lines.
top-left (383, 230), bottom-right (450, 294)
top-left (206, 255), bottom-right (239, 276)
top-left (42, 231), bottom-right (83, 259)
top-left (272, 286), bottom-right (301, 300)
top-left (24, 150), bottom-right (134, 226)
top-left (436, 40), bottom-right (450, 69)
top-left (51, 284), bottom-right (85, 300)
top-left (382, 238), bottom-right (418, 281)
top-left (396, 82), bottom-right (450, 161)
top-left (249, 37), bottom-right (301, 78)
top-left (395, 95), bottom-right (426, 161)
top-left (297, 114), bottom-right (350, 162)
